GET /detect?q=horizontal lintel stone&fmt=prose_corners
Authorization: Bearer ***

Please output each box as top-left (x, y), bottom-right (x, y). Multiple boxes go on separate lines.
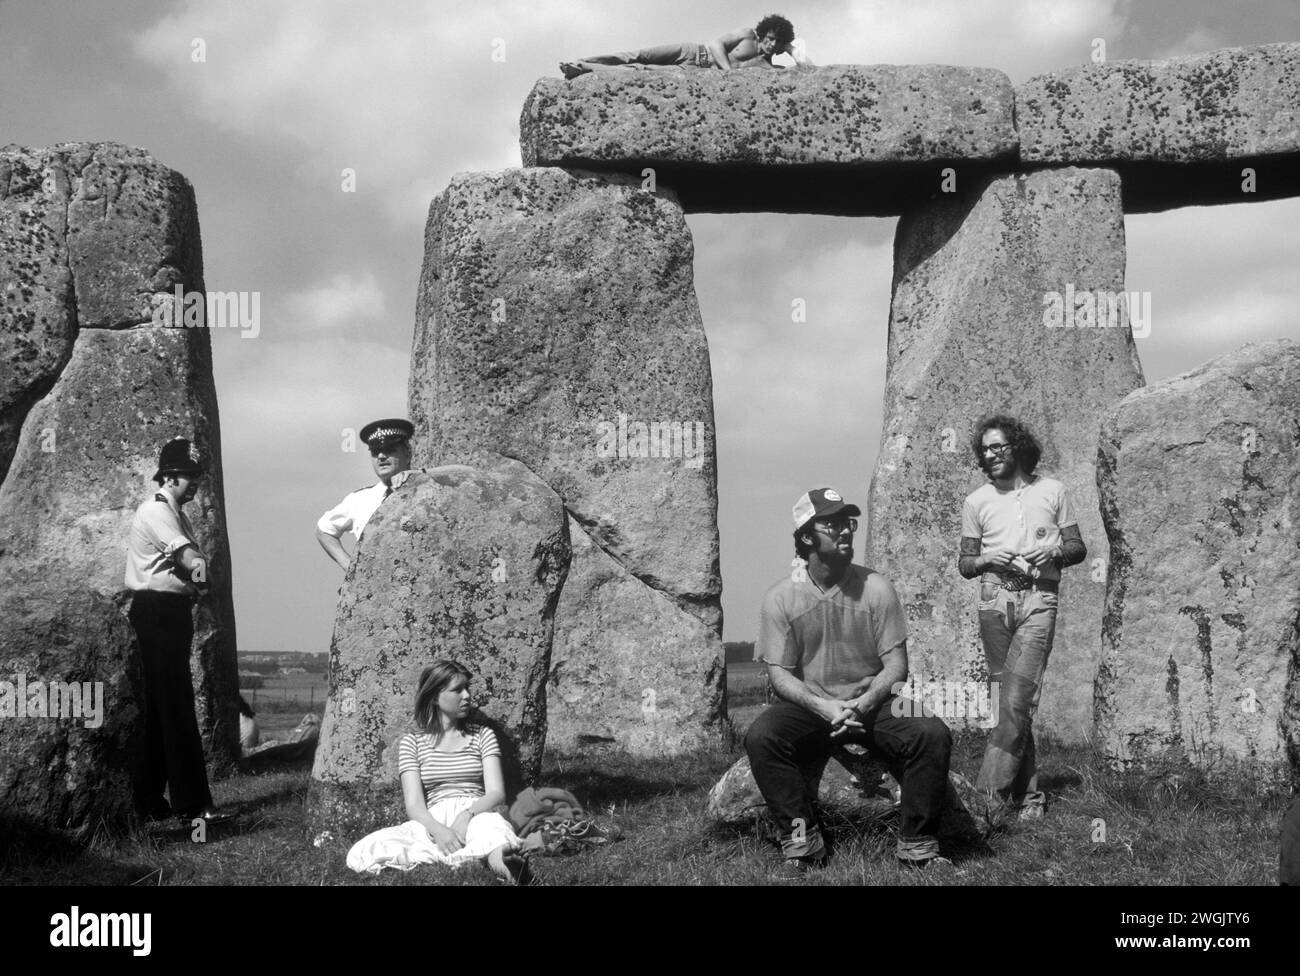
top-left (1017, 43), bottom-right (1300, 211)
top-left (521, 65), bottom-right (1018, 215)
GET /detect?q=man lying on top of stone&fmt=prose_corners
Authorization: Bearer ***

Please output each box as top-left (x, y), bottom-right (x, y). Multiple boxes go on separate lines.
top-left (560, 14), bottom-right (813, 79)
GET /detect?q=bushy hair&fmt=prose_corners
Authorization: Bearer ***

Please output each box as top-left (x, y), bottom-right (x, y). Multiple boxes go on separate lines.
top-left (793, 525), bottom-right (816, 560)
top-left (755, 14), bottom-right (795, 47)
top-left (413, 659), bottom-right (474, 740)
top-left (971, 415), bottom-right (1042, 477)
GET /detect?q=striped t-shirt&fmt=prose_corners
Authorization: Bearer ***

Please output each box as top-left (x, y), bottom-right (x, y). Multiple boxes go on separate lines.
top-left (397, 726), bottom-right (500, 805)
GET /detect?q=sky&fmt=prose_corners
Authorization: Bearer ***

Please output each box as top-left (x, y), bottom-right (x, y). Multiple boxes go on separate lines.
top-left (1, 0), bottom-right (1297, 650)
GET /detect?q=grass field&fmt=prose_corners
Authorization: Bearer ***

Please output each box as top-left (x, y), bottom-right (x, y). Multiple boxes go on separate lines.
top-left (2, 665), bottom-right (1288, 886)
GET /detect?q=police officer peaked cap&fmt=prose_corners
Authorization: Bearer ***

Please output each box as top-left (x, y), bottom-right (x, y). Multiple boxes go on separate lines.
top-left (155, 436), bottom-right (204, 479)
top-left (360, 418), bottom-right (415, 448)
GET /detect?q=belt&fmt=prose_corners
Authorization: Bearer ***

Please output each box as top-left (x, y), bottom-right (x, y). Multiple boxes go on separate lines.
top-left (131, 589), bottom-right (195, 605)
top-left (981, 572), bottom-right (1058, 594)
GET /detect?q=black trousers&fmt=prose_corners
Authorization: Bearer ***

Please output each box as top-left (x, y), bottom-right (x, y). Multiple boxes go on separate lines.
top-left (744, 698), bottom-right (952, 858)
top-left (130, 590), bottom-right (212, 817)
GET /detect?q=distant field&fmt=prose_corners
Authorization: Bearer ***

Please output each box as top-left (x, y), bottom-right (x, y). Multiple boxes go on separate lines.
top-left (242, 672), bottom-right (328, 738)
top-left (240, 664), bottom-right (770, 737)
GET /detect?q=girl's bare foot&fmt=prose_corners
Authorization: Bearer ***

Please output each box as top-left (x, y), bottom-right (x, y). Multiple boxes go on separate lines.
top-left (488, 845), bottom-right (533, 885)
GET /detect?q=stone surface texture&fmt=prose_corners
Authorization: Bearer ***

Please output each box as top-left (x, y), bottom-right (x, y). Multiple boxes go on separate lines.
top-left (1, 143), bottom-right (202, 481)
top-left (306, 463), bottom-right (570, 837)
top-left (0, 142), bottom-right (237, 830)
top-left (522, 66), bottom-right (1018, 214)
top-left (0, 587), bottom-right (142, 832)
top-left (1018, 43), bottom-right (1300, 164)
top-left (866, 167), bottom-right (1144, 744)
top-left (409, 166), bottom-right (724, 751)
top-left (524, 65), bottom-right (1017, 167)
top-left (547, 513), bottom-right (725, 754)
top-left (1096, 339), bottom-right (1300, 774)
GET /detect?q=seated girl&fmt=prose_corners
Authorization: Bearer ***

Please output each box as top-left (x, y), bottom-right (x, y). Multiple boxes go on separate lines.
top-left (346, 660), bottom-right (541, 883)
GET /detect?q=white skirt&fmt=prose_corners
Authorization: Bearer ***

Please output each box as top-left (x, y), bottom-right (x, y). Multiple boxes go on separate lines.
top-left (346, 795), bottom-right (521, 875)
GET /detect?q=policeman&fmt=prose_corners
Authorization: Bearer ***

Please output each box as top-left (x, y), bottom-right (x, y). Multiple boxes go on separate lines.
top-left (316, 418), bottom-right (415, 572)
top-left (125, 436), bottom-right (230, 824)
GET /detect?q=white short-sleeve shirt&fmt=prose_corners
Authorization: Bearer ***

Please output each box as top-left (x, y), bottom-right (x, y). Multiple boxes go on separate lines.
top-left (316, 482), bottom-right (390, 541)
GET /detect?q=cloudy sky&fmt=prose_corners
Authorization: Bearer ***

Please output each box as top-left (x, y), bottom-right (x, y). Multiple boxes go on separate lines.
top-left (3, 0), bottom-right (1296, 650)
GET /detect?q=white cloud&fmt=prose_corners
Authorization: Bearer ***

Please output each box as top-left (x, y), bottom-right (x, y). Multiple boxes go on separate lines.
top-left (281, 271), bottom-right (388, 332)
top-left (820, 0), bottom-right (1130, 81)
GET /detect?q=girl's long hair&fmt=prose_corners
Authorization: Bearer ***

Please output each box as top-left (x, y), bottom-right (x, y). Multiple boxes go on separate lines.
top-left (413, 659), bottom-right (474, 743)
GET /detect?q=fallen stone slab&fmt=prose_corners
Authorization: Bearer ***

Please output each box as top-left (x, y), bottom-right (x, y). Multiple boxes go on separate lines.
top-left (521, 65), bottom-right (1018, 214)
top-left (1017, 44), bottom-right (1300, 210)
top-left (1096, 339), bottom-right (1300, 774)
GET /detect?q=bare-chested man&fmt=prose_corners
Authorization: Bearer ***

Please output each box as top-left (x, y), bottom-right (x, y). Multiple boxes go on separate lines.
top-left (560, 15), bottom-right (812, 79)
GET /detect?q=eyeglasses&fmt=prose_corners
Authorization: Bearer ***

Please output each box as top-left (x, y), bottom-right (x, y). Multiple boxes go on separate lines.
top-left (814, 517), bottom-right (857, 536)
top-left (981, 443), bottom-right (1014, 457)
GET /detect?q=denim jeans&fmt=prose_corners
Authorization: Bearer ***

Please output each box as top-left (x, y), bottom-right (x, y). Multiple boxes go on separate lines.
top-left (975, 580), bottom-right (1057, 807)
top-left (744, 698), bottom-right (952, 860)
top-left (581, 43), bottom-right (713, 68)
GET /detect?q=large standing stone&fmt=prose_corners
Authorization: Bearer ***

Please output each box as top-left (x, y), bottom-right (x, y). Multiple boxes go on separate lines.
top-left (0, 327), bottom-right (240, 768)
top-left (0, 143), bottom-right (237, 830)
top-left (1096, 339), bottom-right (1300, 773)
top-left (1, 143), bottom-right (202, 481)
top-left (866, 167), bottom-right (1144, 743)
top-left (522, 66), bottom-right (1019, 214)
top-left (1017, 44), bottom-right (1300, 210)
top-left (548, 514), bottom-right (724, 754)
top-left (306, 462), bottom-right (570, 838)
top-left (409, 167), bottom-right (724, 752)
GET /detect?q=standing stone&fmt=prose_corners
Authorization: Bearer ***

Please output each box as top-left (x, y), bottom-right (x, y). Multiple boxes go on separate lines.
top-left (306, 462), bottom-right (570, 838)
top-left (0, 327), bottom-right (240, 767)
top-left (0, 143), bottom-right (237, 831)
top-left (1096, 339), bottom-right (1300, 773)
top-left (548, 513), bottom-right (724, 754)
top-left (409, 167), bottom-right (723, 753)
top-left (866, 167), bottom-right (1143, 743)
top-left (1, 143), bottom-right (202, 480)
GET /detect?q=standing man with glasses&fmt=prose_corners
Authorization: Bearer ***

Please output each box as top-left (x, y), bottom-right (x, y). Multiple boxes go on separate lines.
top-left (745, 487), bottom-right (953, 876)
top-left (316, 419), bottom-right (415, 572)
top-left (958, 416), bottom-right (1087, 821)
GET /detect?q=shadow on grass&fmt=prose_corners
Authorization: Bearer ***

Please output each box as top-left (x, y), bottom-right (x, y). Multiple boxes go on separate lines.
top-left (0, 811), bottom-right (160, 885)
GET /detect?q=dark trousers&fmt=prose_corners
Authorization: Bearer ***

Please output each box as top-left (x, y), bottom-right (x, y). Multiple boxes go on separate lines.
top-left (130, 590), bottom-right (212, 817)
top-left (744, 698), bottom-right (952, 858)
top-left (1282, 796), bottom-right (1300, 885)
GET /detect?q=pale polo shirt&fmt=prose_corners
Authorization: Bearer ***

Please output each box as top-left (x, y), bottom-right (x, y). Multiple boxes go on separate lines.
top-left (124, 491), bottom-right (206, 594)
top-left (756, 564), bottom-right (908, 701)
top-left (316, 481), bottom-right (391, 542)
top-left (961, 476), bottom-right (1078, 583)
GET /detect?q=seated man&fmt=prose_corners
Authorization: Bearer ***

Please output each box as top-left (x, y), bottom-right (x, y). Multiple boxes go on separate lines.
top-left (561, 14), bottom-right (812, 79)
top-left (744, 488), bottom-right (953, 875)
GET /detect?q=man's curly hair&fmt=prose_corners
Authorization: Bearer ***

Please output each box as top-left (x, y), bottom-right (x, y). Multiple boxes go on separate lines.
top-left (971, 414), bottom-right (1042, 477)
top-left (755, 14), bottom-right (795, 47)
